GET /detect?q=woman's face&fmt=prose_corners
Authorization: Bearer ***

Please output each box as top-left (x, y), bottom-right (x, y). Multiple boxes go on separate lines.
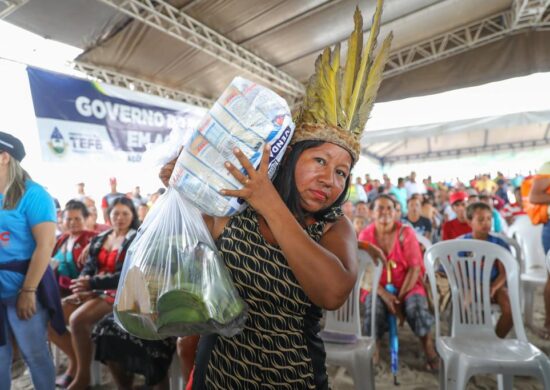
top-left (294, 143), bottom-right (352, 213)
top-left (373, 198), bottom-right (396, 227)
top-left (63, 209), bottom-right (85, 235)
top-left (110, 203), bottom-right (133, 231)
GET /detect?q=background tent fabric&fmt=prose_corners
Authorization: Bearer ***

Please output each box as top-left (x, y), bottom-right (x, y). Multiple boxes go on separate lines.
top-left (3, 0), bottom-right (550, 163)
top-left (362, 110), bottom-right (550, 164)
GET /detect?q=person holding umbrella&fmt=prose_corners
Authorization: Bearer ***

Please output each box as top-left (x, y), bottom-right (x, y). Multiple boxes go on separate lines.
top-left (359, 194), bottom-right (439, 371)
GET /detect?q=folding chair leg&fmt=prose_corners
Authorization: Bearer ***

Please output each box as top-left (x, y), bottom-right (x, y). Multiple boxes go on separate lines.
top-left (497, 374), bottom-right (513, 390)
top-left (351, 353), bottom-right (373, 390)
top-left (523, 285), bottom-right (534, 327)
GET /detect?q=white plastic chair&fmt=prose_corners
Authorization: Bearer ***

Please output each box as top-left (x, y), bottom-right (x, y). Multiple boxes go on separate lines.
top-left (507, 215), bottom-right (547, 327)
top-left (424, 239), bottom-right (550, 390)
top-left (320, 250), bottom-right (382, 390)
top-left (169, 351), bottom-right (186, 389)
top-left (415, 232), bottom-right (432, 252)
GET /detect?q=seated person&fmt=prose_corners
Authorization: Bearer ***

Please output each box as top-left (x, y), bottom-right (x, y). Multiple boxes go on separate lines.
top-left (48, 197), bottom-right (139, 389)
top-left (442, 191), bottom-right (471, 240)
top-left (479, 194), bottom-right (504, 233)
top-left (51, 200), bottom-right (96, 296)
top-left (353, 215), bottom-right (367, 237)
top-left (462, 202), bottom-right (512, 338)
top-left (92, 313), bottom-right (176, 390)
top-left (406, 196), bottom-right (432, 241)
top-left (359, 195), bottom-right (438, 371)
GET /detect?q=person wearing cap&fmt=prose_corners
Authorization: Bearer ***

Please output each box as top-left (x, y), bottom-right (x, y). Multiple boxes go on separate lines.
top-left (0, 131), bottom-right (65, 390)
top-left (441, 191), bottom-right (472, 240)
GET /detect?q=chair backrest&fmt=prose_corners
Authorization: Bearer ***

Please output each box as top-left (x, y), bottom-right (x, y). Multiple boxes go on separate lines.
top-left (415, 232), bottom-right (432, 253)
top-left (507, 215), bottom-right (545, 275)
top-left (494, 233), bottom-right (523, 267)
top-left (424, 239), bottom-right (526, 341)
top-left (323, 250), bottom-right (382, 338)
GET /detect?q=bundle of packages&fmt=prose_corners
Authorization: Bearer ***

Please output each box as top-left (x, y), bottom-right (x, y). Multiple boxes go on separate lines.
top-left (114, 187), bottom-right (247, 340)
top-left (169, 76), bottom-right (295, 216)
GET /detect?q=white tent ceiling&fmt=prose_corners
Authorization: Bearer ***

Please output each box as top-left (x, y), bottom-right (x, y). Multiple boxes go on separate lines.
top-left (362, 110), bottom-right (550, 164)
top-left (3, 0), bottom-right (550, 162)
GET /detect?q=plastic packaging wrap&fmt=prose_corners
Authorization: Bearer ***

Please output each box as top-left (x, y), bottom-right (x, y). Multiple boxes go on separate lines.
top-left (114, 187), bottom-right (247, 340)
top-left (169, 77), bottom-right (294, 216)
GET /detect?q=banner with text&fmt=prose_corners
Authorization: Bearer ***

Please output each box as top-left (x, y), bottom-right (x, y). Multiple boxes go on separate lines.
top-left (27, 66), bottom-right (207, 163)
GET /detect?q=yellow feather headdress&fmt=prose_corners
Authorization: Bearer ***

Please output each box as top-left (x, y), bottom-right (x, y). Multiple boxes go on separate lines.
top-left (292, 1), bottom-right (393, 164)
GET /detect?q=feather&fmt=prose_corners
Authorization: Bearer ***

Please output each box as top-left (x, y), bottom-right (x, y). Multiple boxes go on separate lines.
top-left (345, 0), bottom-right (383, 130)
top-left (355, 32), bottom-right (393, 135)
top-left (340, 7), bottom-right (363, 125)
top-left (316, 46), bottom-right (339, 126)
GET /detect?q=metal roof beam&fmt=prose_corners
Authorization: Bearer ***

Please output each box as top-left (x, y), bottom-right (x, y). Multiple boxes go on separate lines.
top-left (0, 0), bottom-right (28, 19)
top-left (385, 0), bottom-right (550, 78)
top-left (96, 0), bottom-right (305, 98)
top-left (511, 0), bottom-right (550, 28)
top-left (384, 11), bottom-right (512, 77)
top-left (73, 61), bottom-right (214, 108)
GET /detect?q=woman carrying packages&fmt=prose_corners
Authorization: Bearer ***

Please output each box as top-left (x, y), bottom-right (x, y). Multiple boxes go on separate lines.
top-left (0, 131), bottom-right (65, 390)
top-left (160, 3), bottom-right (392, 388)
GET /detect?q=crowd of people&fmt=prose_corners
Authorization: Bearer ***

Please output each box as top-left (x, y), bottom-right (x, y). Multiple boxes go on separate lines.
top-left (3, 123), bottom-right (550, 390)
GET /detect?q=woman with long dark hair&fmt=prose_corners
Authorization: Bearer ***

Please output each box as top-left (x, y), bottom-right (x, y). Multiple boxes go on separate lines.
top-left (49, 196), bottom-right (139, 389)
top-left (158, 4), bottom-right (394, 387)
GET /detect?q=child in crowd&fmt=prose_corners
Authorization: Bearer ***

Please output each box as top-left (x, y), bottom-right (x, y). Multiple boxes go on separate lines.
top-left (462, 202), bottom-right (512, 338)
top-left (442, 191), bottom-right (471, 240)
top-left (352, 215), bottom-right (367, 237)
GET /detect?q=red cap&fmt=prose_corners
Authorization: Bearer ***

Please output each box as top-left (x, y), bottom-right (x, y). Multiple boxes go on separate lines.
top-left (449, 191), bottom-right (468, 205)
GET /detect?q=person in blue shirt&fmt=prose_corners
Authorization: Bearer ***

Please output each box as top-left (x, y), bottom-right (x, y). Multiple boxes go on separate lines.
top-left (0, 131), bottom-right (64, 390)
top-left (463, 201), bottom-right (512, 338)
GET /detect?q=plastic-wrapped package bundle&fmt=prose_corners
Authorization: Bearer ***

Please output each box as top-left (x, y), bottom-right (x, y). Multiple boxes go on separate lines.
top-left (114, 187), bottom-right (247, 340)
top-left (169, 77), bottom-right (294, 216)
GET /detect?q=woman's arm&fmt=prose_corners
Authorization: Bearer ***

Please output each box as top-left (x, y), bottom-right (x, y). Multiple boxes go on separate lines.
top-left (529, 176), bottom-right (550, 204)
top-left (17, 221), bottom-right (56, 320)
top-left (264, 204), bottom-right (358, 310)
top-left (397, 226), bottom-right (423, 300)
top-left (397, 266), bottom-right (421, 300)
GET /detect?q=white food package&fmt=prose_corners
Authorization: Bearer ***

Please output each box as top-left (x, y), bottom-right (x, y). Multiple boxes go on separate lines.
top-left (169, 77), bottom-right (295, 216)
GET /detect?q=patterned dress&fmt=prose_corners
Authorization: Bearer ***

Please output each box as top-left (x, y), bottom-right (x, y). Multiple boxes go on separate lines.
top-left (193, 207), bottom-right (342, 389)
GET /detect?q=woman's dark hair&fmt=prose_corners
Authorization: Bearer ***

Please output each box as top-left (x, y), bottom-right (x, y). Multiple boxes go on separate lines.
top-left (372, 194), bottom-right (397, 208)
top-left (108, 196), bottom-right (140, 230)
top-left (64, 199), bottom-right (89, 219)
top-left (273, 140), bottom-right (351, 225)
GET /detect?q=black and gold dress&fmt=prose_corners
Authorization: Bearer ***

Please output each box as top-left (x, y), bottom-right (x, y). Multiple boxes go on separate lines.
top-left (193, 207), bottom-right (341, 389)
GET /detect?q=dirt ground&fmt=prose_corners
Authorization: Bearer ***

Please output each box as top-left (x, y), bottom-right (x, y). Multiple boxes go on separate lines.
top-left (12, 288), bottom-right (550, 389)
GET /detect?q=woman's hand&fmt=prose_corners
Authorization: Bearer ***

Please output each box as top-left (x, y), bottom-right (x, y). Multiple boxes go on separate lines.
top-left (70, 275), bottom-right (92, 293)
top-left (221, 145), bottom-right (281, 216)
top-left (159, 147), bottom-right (183, 187)
top-left (16, 291), bottom-right (37, 320)
top-left (379, 288), bottom-right (405, 325)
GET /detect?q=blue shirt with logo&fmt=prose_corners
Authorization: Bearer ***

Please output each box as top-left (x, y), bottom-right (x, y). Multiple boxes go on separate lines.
top-left (0, 180), bottom-right (56, 299)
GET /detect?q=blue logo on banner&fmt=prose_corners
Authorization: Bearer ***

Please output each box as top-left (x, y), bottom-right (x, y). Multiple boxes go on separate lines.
top-left (48, 127), bottom-right (67, 155)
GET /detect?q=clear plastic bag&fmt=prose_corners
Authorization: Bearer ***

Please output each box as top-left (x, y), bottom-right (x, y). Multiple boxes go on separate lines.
top-left (169, 77), bottom-right (294, 216)
top-left (114, 187), bottom-right (247, 340)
